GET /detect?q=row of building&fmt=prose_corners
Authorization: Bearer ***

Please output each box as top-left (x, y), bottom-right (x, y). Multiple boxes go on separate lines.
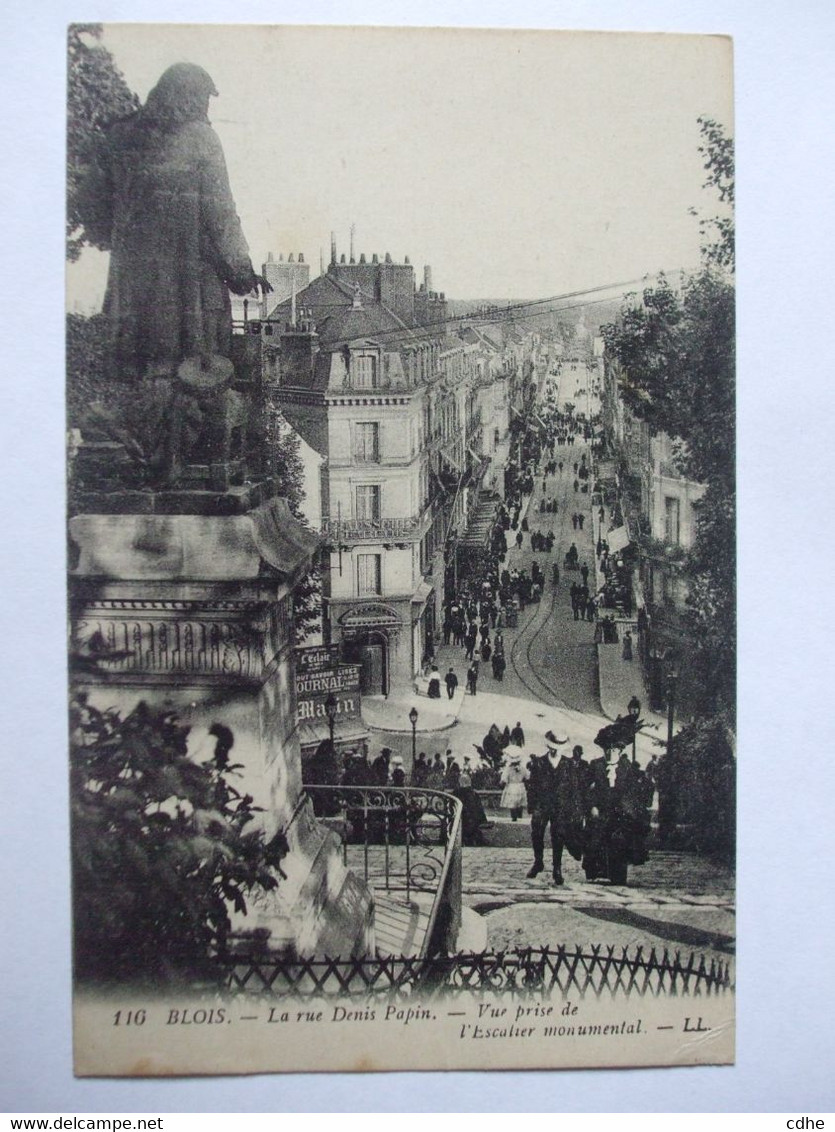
top-left (233, 246), bottom-right (540, 720)
top-left (599, 351), bottom-right (706, 713)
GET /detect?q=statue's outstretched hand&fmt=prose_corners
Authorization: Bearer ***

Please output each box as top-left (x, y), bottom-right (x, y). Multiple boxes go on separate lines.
top-left (255, 274), bottom-right (274, 294)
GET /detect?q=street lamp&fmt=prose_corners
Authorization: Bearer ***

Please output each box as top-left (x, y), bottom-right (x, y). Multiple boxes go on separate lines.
top-left (659, 667), bottom-right (679, 848)
top-left (325, 692), bottom-right (337, 748)
top-left (408, 706), bottom-right (419, 769)
top-left (665, 671), bottom-right (679, 756)
top-left (627, 695), bottom-right (641, 764)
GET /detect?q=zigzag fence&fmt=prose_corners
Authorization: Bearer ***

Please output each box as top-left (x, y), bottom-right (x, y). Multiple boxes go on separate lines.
top-left (219, 944), bottom-right (733, 1001)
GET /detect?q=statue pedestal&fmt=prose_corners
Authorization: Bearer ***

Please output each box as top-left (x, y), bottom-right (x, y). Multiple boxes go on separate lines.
top-left (69, 494), bottom-right (374, 960)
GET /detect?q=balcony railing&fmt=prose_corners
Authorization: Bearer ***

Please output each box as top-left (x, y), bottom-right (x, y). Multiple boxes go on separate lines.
top-left (321, 503), bottom-right (435, 544)
top-left (306, 785), bottom-right (463, 958)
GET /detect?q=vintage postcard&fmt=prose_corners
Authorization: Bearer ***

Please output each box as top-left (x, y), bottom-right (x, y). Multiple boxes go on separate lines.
top-left (66, 24), bottom-right (735, 1076)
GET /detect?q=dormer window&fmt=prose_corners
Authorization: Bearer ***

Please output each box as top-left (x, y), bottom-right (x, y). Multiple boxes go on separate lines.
top-left (354, 354), bottom-right (378, 389)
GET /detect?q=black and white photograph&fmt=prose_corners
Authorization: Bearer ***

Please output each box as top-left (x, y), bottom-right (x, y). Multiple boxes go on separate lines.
top-left (62, 22), bottom-right (737, 1076)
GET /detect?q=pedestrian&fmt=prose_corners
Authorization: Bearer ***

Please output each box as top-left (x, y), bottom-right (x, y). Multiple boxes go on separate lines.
top-left (494, 630), bottom-right (505, 657)
top-left (515, 530), bottom-right (523, 550)
top-left (467, 662), bottom-right (478, 695)
top-left (465, 622), bottom-right (477, 660)
top-left (572, 513), bottom-right (578, 530)
top-left (444, 756), bottom-right (461, 792)
top-left (371, 748), bottom-right (391, 786)
top-left (445, 667), bottom-right (459, 700)
top-left (583, 747), bottom-right (650, 886)
top-left (573, 478), bottom-right (579, 493)
top-left (492, 652), bottom-right (506, 681)
top-left (622, 631), bottom-right (633, 661)
top-left (411, 752), bottom-right (428, 787)
top-left (427, 753), bottom-right (445, 789)
top-left (457, 757), bottom-right (488, 845)
top-left (481, 639), bottom-right (492, 663)
top-left (510, 720), bottom-right (525, 747)
top-left (500, 751), bottom-right (528, 821)
top-left (580, 562), bottom-right (589, 585)
top-left (578, 514), bottom-right (585, 531)
top-left (427, 664), bottom-right (441, 698)
top-left (526, 731), bottom-right (585, 885)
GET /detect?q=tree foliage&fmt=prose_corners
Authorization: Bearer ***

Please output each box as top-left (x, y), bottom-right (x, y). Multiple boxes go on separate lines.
top-left (601, 118), bottom-right (735, 720)
top-left (694, 115), bottom-right (735, 271)
top-left (70, 696), bottom-right (287, 985)
top-left (67, 24), bottom-right (139, 262)
top-left (66, 311), bottom-right (110, 424)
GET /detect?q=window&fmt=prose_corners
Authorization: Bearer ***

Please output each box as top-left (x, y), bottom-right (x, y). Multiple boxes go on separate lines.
top-left (355, 484), bottom-right (381, 522)
top-left (355, 422), bottom-right (380, 463)
top-left (357, 554), bottom-right (381, 596)
top-left (353, 354), bottom-right (378, 389)
top-left (664, 496), bottom-right (681, 545)
top-left (661, 570), bottom-right (677, 608)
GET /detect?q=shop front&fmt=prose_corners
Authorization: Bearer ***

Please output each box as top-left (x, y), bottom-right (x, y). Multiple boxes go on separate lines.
top-left (295, 645), bottom-right (369, 779)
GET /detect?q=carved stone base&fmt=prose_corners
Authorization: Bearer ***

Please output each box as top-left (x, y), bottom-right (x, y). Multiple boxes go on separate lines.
top-left (69, 498), bottom-right (373, 960)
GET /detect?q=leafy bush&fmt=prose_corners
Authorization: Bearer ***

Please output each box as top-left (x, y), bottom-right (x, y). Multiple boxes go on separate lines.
top-left (70, 696), bottom-right (287, 985)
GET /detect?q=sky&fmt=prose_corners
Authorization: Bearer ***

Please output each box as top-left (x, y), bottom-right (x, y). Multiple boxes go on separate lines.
top-left (67, 24), bottom-right (733, 311)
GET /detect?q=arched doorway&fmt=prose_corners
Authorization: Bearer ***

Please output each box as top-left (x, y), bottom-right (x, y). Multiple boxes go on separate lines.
top-left (339, 603), bottom-right (401, 697)
top-left (343, 629), bottom-right (389, 696)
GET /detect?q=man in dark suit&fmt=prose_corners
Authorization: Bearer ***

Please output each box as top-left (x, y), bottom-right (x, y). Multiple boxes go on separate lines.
top-left (526, 731), bottom-right (587, 885)
top-left (583, 748), bottom-right (651, 885)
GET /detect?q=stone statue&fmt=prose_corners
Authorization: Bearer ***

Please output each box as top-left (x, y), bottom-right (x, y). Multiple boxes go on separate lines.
top-left (77, 63), bottom-right (271, 485)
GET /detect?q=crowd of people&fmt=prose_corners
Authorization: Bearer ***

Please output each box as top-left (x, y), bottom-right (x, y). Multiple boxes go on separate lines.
top-left (427, 403), bottom-right (603, 696)
top-left (306, 715), bottom-right (654, 885)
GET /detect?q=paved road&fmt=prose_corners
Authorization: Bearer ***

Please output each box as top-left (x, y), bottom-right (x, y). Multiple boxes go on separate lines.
top-left (504, 441), bottom-right (599, 712)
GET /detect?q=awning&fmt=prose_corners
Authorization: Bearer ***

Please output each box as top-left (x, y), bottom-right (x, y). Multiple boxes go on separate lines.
top-left (411, 580), bottom-right (434, 606)
top-left (607, 526), bottom-right (630, 553)
top-left (297, 716), bottom-right (369, 751)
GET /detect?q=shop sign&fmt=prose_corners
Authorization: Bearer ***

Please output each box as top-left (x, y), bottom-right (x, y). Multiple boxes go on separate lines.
top-left (295, 644), bottom-right (341, 674)
top-left (295, 664), bottom-right (361, 724)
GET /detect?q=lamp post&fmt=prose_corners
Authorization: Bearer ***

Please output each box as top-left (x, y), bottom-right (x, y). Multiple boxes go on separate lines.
top-left (627, 695), bottom-right (641, 764)
top-left (666, 671), bottom-right (678, 757)
top-left (409, 706), bottom-right (418, 770)
top-left (659, 666), bottom-right (679, 847)
top-left (325, 692), bottom-right (337, 748)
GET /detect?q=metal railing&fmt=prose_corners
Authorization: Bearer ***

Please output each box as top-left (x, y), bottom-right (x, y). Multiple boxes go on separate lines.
top-left (219, 945), bottom-right (733, 1000)
top-left (306, 784), bottom-right (462, 956)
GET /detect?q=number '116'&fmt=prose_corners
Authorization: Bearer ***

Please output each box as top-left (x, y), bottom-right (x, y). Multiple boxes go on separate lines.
top-left (113, 1009), bottom-right (146, 1026)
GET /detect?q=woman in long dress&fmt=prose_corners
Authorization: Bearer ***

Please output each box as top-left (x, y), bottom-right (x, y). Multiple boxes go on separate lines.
top-left (500, 752), bottom-right (528, 822)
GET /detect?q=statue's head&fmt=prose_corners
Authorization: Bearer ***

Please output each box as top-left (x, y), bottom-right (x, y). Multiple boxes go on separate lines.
top-left (143, 63), bottom-right (219, 129)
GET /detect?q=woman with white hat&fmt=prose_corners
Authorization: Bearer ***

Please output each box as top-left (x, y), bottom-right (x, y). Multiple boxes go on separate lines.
top-left (500, 751), bottom-right (529, 822)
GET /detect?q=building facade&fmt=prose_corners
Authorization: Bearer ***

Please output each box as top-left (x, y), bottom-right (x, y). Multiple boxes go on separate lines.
top-left (261, 248), bottom-right (539, 697)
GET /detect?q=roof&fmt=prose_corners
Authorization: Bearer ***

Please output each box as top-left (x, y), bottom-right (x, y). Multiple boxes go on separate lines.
top-left (269, 271), bottom-right (418, 350)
